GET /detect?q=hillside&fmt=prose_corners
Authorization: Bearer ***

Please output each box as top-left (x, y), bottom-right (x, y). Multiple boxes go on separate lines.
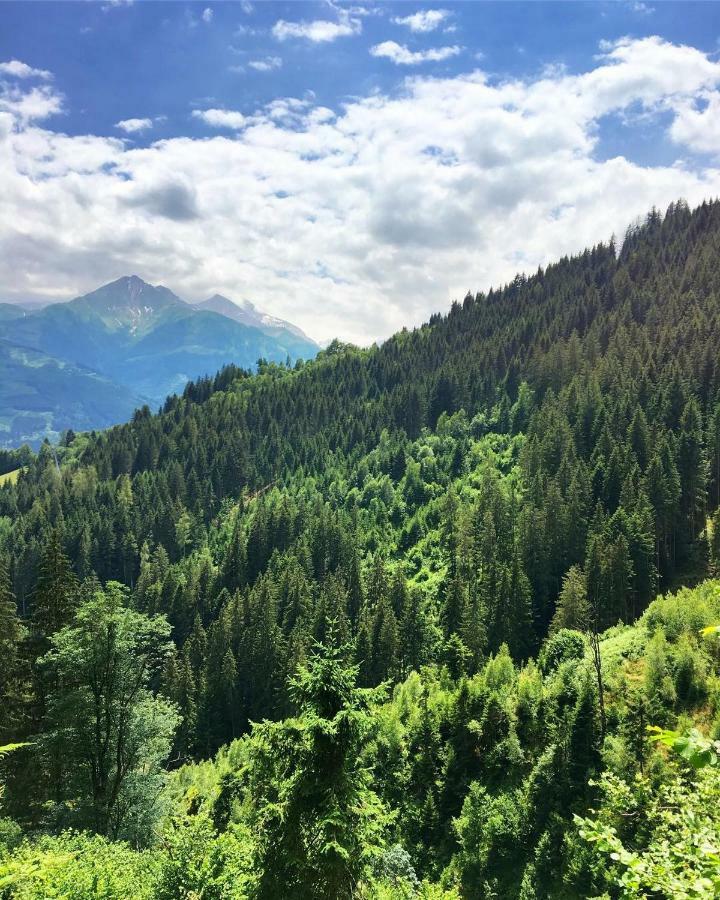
top-left (0, 339), bottom-right (145, 448)
top-left (1, 199), bottom-right (720, 897)
top-left (0, 276), bottom-right (319, 446)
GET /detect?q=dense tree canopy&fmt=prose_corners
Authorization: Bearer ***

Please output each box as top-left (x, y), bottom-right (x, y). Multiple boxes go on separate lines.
top-left (2, 200), bottom-right (720, 897)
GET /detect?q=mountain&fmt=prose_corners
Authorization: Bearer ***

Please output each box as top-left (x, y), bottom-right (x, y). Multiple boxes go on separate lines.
top-left (3, 199), bottom-right (720, 896)
top-left (194, 293), bottom-right (318, 356)
top-left (0, 275), bottom-right (319, 446)
top-left (121, 306), bottom-right (318, 399)
top-left (0, 303), bottom-right (27, 323)
top-left (0, 339), bottom-right (145, 447)
top-left (69, 274), bottom-right (186, 336)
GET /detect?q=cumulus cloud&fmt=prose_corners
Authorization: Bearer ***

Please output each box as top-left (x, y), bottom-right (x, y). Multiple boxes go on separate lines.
top-left (392, 9), bottom-right (451, 33)
top-left (2, 36), bottom-right (720, 345)
top-left (202, 7), bottom-right (213, 23)
top-left (370, 41), bottom-right (461, 65)
top-left (0, 59), bottom-right (52, 80)
top-left (0, 83), bottom-right (62, 121)
top-left (669, 92), bottom-right (720, 155)
top-left (248, 56), bottom-right (282, 73)
top-left (192, 108), bottom-right (246, 129)
top-left (115, 117), bottom-right (153, 133)
top-left (272, 15), bottom-right (361, 42)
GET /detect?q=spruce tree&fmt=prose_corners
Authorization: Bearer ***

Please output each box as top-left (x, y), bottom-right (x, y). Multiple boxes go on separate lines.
top-left (31, 530), bottom-right (78, 637)
top-left (249, 637), bottom-right (388, 899)
top-left (0, 557), bottom-right (25, 735)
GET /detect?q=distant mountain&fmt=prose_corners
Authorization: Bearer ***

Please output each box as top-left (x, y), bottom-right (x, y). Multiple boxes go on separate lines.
top-left (122, 307), bottom-right (318, 399)
top-left (0, 276), bottom-right (319, 447)
top-left (70, 274), bottom-right (186, 335)
top-left (0, 339), bottom-right (145, 448)
top-left (194, 294), bottom-right (318, 354)
top-left (0, 303), bottom-right (27, 323)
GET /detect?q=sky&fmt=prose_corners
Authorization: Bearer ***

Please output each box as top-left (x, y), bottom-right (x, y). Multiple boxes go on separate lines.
top-left (1, 2), bottom-right (720, 344)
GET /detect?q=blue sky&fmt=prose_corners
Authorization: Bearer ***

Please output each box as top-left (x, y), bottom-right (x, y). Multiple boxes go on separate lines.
top-left (1, 2), bottom-right (720, 342)
top-left (3, 2), bottom-right (718, 160)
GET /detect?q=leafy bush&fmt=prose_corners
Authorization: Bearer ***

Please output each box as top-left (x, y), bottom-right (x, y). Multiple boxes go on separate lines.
top-left (0, 832), bottom-right (159, 899)
top-left (538, 629), bottom-right (587, 674)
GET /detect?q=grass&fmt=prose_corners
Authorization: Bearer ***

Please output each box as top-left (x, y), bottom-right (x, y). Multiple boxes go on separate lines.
top-left (0, 467), bottom-right (23, 486)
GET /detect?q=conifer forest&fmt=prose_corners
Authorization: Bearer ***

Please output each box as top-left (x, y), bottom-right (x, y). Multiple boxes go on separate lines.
top-left (2, 200), bottom-right (720, 896)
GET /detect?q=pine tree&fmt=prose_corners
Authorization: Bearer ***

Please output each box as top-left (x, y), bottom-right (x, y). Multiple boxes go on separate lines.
top-left (220, 516), bottom-right (247, 593)
top-left (678, 398), bottom-right (708, 548)
top-left (249, 639), bottom-right (388, 899)
top-left (0, 557), bottom-right (25, 735)
top-left (567, 676), bottom-right (601, 793)
top-left (551, 565), bottom-right (590, 632)
top-left (31, 530), bottom-right (78, 637)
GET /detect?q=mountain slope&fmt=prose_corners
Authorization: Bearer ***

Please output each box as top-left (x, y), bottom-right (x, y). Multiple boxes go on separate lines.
top-left (194, 294), bottom-right (318, 358)
top-left (0, 303), bottom-right (27, 323)
top-left (2, 199), bottom-right (720, 896)
top-left (0, 339), bottom-right (145, 448)
top-left (119, 308), bottom-right (318, 399)
top-left (0, 275), bottom-right (320, 442)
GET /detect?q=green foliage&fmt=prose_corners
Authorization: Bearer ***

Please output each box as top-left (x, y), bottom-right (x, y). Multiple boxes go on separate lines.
top-left (0, 832), bottom-right (160, 899)
top-left (454, 783), bottom-right (526, 897)
top-left (575, 768), bottom-right (720, 898)
top-left (39, 584), bottom-right (179, 841)
top-left (154, 814), bottom-right (255, 900)
top-left (538, 629), bottom-right (586, 674)
top-left (247, 638), bottom-right (390, 899)
top-left (648, 726), bottom-right (720, 770)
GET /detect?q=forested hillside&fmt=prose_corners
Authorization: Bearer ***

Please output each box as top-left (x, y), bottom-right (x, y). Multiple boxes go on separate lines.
top-left (2, 199), bottom-right (720, 897)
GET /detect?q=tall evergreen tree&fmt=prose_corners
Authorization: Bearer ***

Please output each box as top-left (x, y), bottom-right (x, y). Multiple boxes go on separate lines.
top-left (248, 639), bottom-right (388, 899)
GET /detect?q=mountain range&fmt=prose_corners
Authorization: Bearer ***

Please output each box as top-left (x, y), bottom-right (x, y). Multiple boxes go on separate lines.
top-left (0, 276), bottom-right (318, 448)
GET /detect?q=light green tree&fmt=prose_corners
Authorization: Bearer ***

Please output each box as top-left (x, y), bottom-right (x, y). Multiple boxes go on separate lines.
top-left (40, 582), bottom-right (179, 842)
top-left (248, 634), bottom-right (389, 899)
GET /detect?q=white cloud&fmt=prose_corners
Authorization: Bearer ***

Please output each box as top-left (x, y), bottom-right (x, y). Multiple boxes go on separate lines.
top-left (669, 92), bottom-right (720, 155)
top-left (2, 37), bottom-right (720, 345)
top-left (192, 108), bottom-right (246, 129)
top-left (115, 117), bottom-right (153, 134)
top-left (393, 9), bottom-right (450, 33)
top-left (272, 16), bottom-right (361, 42)
top-left (0, 84), bottom-right (62, 121)
top-left (101, 0), bottom-right (134, 10)
top-left (240, 0), bottom-right (253, 13)
top-left (248, 57), bottom-right (283, 73)
top-left (370, 41), bottom-right (461, 65)
top-left (202, 7), bottom-right (213, 23)
top-left (0, 60), bottom-right (52, 80)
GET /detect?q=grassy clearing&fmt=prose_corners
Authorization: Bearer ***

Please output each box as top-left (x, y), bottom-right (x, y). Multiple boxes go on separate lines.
top-left (0, 467), bottom-right (23, 486)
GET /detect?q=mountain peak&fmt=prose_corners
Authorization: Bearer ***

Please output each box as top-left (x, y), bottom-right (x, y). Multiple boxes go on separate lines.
top-left (100, 275), bottom-right (179, 304)
top-left (197, 293), bottom-right (317, 346)
top-left (69, 275), bottom-right (184, 335)
top-left (75, 276), bottom-right (183, 312)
